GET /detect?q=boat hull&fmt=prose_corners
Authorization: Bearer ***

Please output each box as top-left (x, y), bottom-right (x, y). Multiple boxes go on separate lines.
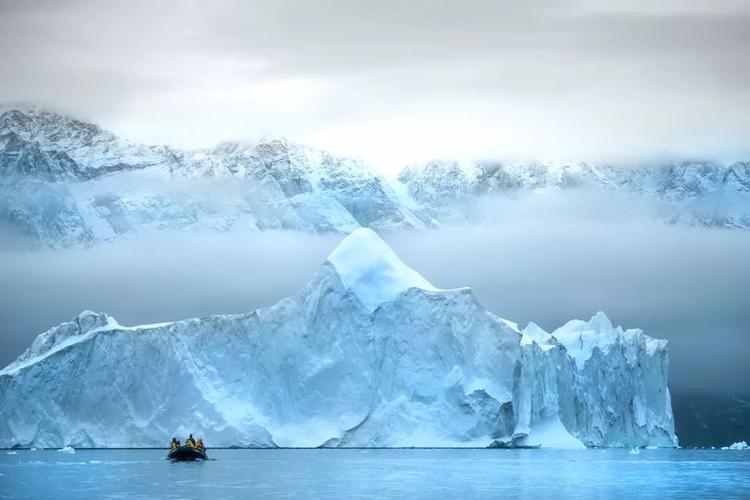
top-left (168, 446), bottom-right (207, 461)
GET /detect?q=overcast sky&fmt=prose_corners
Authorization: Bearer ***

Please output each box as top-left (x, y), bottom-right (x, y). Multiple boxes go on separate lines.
top-left (1, 0), bottom-right (749, 171)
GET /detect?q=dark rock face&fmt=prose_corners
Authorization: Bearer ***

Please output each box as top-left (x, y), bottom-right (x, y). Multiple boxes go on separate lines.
top-left (671, 392), bottom-right (750, 448)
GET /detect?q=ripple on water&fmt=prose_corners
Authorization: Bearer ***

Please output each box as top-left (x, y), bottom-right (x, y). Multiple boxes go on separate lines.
top-left (0, 449), bottom-right (748, 499)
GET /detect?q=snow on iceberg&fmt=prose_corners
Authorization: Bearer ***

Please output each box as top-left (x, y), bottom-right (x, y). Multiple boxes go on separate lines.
top-left (327, 227), bottom-right (441, 312)
top-left (0, 228), bottom-right (677, 449)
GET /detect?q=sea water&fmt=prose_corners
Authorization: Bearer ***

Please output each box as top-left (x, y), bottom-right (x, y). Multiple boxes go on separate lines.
top-left (1, 448), bottom-right (748, 499)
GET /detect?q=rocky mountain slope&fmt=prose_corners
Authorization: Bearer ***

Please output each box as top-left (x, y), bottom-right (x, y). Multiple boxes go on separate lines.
top-left (0, 105), bottom-right (421, 247)
top-left (0, 229), bottom-right (676, 449)
top-left (671, 392), bottom-right (750, 448)
top-left (399, 159), bottom-right (750, 228)
top-left (2, 104), bottom-right (748, 248)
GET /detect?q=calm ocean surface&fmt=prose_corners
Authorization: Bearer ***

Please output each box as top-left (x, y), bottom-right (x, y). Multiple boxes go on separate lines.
top-left (1, 448), bottom-right (748, 499)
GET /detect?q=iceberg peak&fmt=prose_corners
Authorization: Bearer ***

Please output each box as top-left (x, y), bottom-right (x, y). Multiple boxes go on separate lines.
top-left (327, 228), bottom-right (439, 312)
top-left (588, 311), bottom-right (614, 331)
top-left (76, 310), bottom-right (112, 332)
top-left (552, 311), bottom-right (631, 369)
top-left (521, 322), bottom-right (556, 351)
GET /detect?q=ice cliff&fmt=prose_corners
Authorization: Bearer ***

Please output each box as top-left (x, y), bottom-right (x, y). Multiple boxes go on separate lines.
top-left (0, 228), bottom-right (677, 448)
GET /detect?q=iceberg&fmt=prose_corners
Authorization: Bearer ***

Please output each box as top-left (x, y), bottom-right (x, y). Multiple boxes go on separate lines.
top-left (0, 228), bottom-right (677, 449)
top-left (721, 441), bottom-right (749, 450)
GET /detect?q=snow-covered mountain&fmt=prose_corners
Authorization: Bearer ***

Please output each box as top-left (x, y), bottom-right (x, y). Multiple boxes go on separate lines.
top-left (0, 228), bottom-right (676, 449)
top-left (0, 106), bottom-right (421, 247)
top-left (0, 104), bottom-right (176, 181)
top-left (399, 159), bottom-right (750, 228)
top-left (2, 104), bottom-right (747, 248)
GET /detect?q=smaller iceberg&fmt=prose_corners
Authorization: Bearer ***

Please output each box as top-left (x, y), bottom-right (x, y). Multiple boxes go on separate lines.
top-left (57, 446), bottom-right (75, 454)
top-left (721, 441), bottom-right (749, 450)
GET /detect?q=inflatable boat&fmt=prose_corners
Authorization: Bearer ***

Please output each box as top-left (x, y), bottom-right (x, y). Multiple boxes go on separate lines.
top-left (168, 446), bottom-right (207, 461)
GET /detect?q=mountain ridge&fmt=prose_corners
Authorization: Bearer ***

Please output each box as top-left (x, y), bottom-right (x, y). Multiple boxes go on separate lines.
top-left (2, 105), bottom-right (749, 248)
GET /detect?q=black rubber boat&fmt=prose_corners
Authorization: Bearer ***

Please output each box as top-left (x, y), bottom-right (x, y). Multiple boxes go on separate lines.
top-left (168, 446), bottom-right (207, 461)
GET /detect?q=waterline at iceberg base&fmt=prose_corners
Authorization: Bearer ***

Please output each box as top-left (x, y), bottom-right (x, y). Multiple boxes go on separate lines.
top-left (0, 229), bottom-right (677, 449)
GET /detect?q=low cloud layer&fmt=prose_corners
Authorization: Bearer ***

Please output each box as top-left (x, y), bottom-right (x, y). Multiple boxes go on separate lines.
top-left (1, 194), bottom-right (748, 393)
top-left (390, 209), bottom-right (750, 394)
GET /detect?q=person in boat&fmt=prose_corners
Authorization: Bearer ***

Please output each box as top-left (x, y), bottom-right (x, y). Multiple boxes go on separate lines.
top-left (170, 438), bottom-right (179, 450)
top-left (186, 434), bottom-right (196, 448)
top-left (196, 438), bottom-right (205, 451)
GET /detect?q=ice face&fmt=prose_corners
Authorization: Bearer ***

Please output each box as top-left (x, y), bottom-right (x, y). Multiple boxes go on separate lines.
top-left (513, 314), bottom-right (677, 448)
top-left (0, 229), bottom-right (677, 449)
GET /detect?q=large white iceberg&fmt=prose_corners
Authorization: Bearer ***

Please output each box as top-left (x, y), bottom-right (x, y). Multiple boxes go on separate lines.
top-left (0, 228), bottom-right (677, 448)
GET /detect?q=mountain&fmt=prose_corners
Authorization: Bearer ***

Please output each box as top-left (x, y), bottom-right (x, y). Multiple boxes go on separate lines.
top-left (0, 106), bottom-right (422, 247)
top-left (0, 103), bottom-right (177, 181)
top-left (671, 392), bottom-right (750, 448)
top-left (399, 159), bottom-right (750, 228)
top-left (0, 228), bottom-right (676, 449)
top-left (2, 104), bottom-right (747, 248)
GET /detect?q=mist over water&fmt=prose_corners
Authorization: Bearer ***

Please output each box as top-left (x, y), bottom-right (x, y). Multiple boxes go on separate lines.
top-left (0, 194), bottom-right (748, 393)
